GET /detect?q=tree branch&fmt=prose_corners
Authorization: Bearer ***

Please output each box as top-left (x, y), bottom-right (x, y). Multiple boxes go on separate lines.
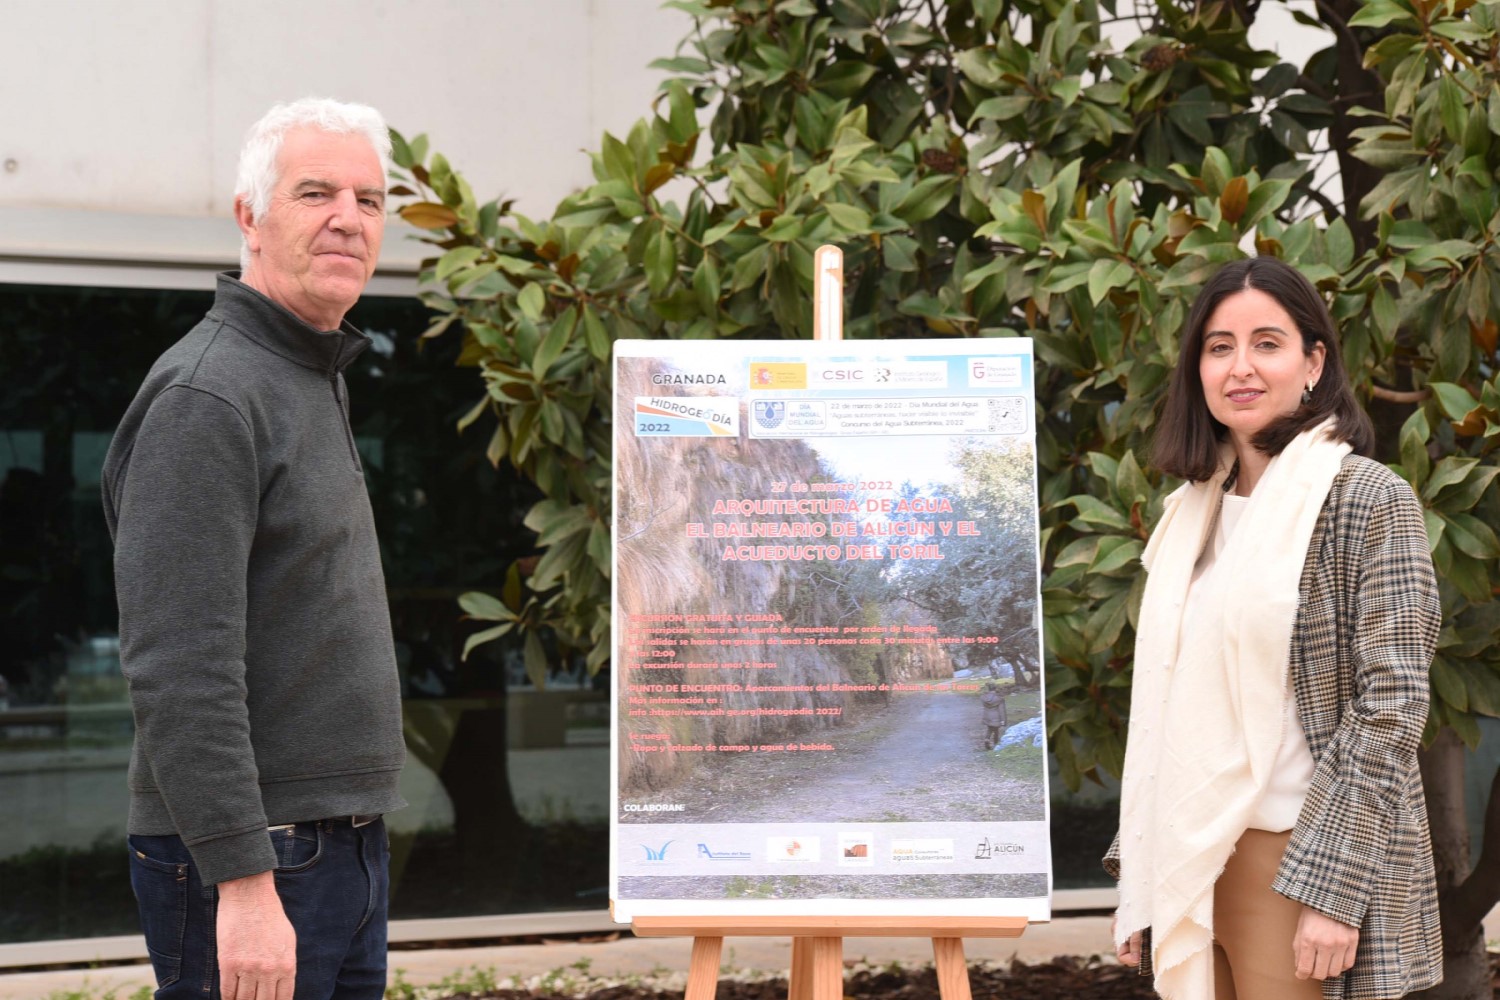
top-left (1443, 763), bottom-right (1500, 939)
top-left (1370, 385), bottom-right (1431, 404)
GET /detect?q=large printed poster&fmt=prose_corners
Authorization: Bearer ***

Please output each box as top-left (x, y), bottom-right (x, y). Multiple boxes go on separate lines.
top-left (611, 340), bottom-right (1049, 921)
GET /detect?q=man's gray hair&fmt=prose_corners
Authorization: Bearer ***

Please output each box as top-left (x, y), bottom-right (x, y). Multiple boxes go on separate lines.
top-left (234, 98), bottom-right (392, 270)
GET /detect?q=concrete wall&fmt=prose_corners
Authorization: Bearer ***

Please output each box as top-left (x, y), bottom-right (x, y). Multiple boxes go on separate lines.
top-left (0, 0), bottom-right (692, 279)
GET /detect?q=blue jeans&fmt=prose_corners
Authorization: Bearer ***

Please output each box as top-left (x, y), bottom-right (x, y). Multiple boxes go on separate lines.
top-left (128, 818), bottom-right (389, 1000)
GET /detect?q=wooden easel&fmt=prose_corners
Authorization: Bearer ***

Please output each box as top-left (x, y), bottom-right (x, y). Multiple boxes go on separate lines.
top-left (632, 914), bottom-right (1028, 1000)
top-left (627, 246), bottom-right (1030, 1000)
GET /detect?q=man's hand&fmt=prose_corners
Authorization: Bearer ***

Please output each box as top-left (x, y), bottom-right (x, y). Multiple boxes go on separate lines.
top-left (1112, 913), bottom-right (1144, 967)
top-left (216, 871), bottom-right (296, 1000)
top-left (1293, 905), bottom-right (1358, 981)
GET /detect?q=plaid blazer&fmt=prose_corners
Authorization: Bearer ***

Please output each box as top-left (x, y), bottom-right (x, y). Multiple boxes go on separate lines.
top-left (1105, 456), bottom-right (1443, 999)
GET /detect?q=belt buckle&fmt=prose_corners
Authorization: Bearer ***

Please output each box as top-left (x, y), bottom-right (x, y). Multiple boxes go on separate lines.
top-left (351, 814), bottom-right (378, 828)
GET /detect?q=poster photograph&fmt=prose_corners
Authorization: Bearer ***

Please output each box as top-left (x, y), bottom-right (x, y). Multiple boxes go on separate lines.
top-left (610, 339), bottom-right (1049, 921)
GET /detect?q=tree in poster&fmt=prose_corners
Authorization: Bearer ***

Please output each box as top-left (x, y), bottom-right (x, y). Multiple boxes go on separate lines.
top-left (395, 2), bottom-right (1500, 992)
top-left (887, 442), bottom-right (1042, 687)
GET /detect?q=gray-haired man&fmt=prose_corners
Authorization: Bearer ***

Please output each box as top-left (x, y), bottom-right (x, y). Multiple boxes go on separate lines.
top-left (103, 98), bottom-right (406, 1000)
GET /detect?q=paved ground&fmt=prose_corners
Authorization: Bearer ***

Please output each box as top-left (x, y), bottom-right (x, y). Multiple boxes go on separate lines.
top-left (0, 917), bottom-right (1116, 999)
top-left (627, 683), bottom-right (1043, 826)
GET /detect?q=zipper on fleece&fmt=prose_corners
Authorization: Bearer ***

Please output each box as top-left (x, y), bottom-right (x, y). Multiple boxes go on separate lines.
top-left (329, 372), bottom-right (362, 471)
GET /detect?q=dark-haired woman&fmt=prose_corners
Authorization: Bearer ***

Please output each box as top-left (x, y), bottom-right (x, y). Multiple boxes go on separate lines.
top-left (1105, 256), bottom-right (1442, 999)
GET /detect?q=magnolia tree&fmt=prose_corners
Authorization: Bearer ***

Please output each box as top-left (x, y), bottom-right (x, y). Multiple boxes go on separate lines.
top-left (392, 1), bottom-right (1500, 993)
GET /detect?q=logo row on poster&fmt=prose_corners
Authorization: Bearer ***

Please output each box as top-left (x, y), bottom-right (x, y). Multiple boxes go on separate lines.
top-left (634, 395), bottom-right (1029, 439)
top-left (648, 358), bottom-right (1023, 391)
top-left (627, 835), bottom-right (1030, 867)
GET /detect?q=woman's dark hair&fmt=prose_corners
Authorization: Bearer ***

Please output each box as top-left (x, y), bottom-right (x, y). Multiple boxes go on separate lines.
top-left (1151, 256), bottom-right (1374, 482)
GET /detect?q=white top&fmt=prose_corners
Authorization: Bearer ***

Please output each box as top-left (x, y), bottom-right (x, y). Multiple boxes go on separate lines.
top-left (1183, 493), bottom-right (1315, 833)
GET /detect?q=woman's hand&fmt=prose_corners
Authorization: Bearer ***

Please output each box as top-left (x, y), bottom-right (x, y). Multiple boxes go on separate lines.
top-left (1112, 913), bottom-right (1144, 967)
top-left (1293, 906), bottom-right (1359, 980)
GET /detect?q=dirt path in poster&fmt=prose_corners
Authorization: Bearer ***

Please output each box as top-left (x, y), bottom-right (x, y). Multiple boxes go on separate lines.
top-left (626, 679), bottom-right (1045, 825)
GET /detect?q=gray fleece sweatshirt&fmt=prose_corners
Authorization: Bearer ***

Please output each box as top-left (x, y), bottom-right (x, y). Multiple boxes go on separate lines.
top-left (102, 274), bottom-right (405, 885)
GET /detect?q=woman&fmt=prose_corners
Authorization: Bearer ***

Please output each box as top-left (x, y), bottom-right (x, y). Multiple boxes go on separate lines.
top-left (1106, 257), bottom-right (1442, 999)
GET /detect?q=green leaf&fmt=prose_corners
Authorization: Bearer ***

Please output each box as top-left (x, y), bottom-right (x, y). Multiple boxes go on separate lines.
top-left (1090, 536), bottom-right (1145, 575)
top-left (970, 95), bottom-right (1031, 124)
top-left (825, 201), bottom-right (873, 232)
top-left (1432, 655), bottom-right (1468, 711)
top-left (524, 629), bottom-right (548, 689)
top-left (459, 591), bottom-right (511, 620)
top-left (1116, 451), bottom-right (1152, 506)
top-left (437, 246), bottom-right (485, 281)
top-left (1430, 382), bottom-right (1480, 421)
top-left (462, 623), bottom-right (513, 661)
top-left (1424, 508), bottom-right (1446, 553)
top-left (1051, 76), bottom-right (1083, 108)
top-left (1324, 217), bottom-right (1354, 272)
top-left (601, 132), bottom-right (636, 185)
top-left (389, 129), bottom-right (414, 170)
top-left (1405, 240), bottom-right (1477, 268)
top-left (1400, 408), bottom-right (1431, 487)
top-left (1440, 75), bottom-right (1468, 145)
top-left (533, 306), bottom-right (576, 379)
top-left (892, 176), bottom-right (958, 224)
top-left (761, 214), bottom-right (806, 241)
top-left (1441, 512), bottom-right (1500, 559)
top-left (587, 522), bottom-right (612, 575)
top-left (730, 243), bottom-right (771, 292)
top-left (1371, 283), bottom-right (1398, 339)
top-left (517, 282), bottom-right (546, 320)
top-left (1348, 0), bottom-right (1413, 28)
top-left (1423, 456), bottom-right (1479, 501)
top-left (456, 395), bottom-right (489, 434)
top-left (1242, 179), bottom-right (1292, 228)
top-left (1084, 590), bottom-right (1131, 652)
top-left (883, 234), bottom-right (919, 272)
top-left (816, 61), bottom-right (878, 98)
top-left (1465, 663), bottom-right (1500, 718)
top-left (582, 306), bottom-right (611, 362)
top-left (646, 228), bottom-right (678, 294)
top-left (1065, 495), bottom-right (1133, 532)
top-left (1087, 259), bottom-right (1133, 306)
top-left (649, 55), bottom-right (712, 74)
top-left (1434, 466), bottom-right (1500, 514)
top-left (692, 258), bottom-right (722, 316)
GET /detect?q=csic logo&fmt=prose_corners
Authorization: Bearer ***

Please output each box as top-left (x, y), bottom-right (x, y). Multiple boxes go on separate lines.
top-left (642, 840), bottom-right (674, 861)
top-left (754, 400), bottom-right (785, 429)
top-left (697, 843), bottom-right (753, 861)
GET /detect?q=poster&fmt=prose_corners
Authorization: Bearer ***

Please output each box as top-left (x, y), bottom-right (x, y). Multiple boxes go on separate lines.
top-left (611, 340), bottom-right (1049, 921)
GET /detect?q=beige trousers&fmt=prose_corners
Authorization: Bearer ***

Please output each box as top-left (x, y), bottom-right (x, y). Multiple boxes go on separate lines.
top-left (1211, 828), bottom-right (1325, 1000)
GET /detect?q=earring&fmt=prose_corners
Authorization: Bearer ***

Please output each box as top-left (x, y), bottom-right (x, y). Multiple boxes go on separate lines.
top-left (1301, 380), bottom-right (1315, 406)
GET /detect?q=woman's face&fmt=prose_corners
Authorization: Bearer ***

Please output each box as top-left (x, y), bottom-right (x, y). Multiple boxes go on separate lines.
top-left (1198, 288), bottom-right (1326, 449)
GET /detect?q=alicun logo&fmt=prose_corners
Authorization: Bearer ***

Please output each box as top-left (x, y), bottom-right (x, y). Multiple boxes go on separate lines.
top-left (642, 841), bottom-right (673, 861)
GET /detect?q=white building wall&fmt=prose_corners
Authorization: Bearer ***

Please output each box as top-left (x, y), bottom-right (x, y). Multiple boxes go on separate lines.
top-left (0, 0), bottom-right (693, 280)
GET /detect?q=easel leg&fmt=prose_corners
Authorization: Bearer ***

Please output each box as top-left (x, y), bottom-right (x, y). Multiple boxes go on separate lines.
top-left (931, 937), bottom-right (972, 1000)
top-left (789, 936), bottom-right (843, 1000)
top-left (686, 936), bottom-right (724, 1000)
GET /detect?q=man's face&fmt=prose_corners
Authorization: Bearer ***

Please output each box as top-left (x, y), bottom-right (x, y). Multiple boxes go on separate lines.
top-left (236, 127), bottom-right (385, 330)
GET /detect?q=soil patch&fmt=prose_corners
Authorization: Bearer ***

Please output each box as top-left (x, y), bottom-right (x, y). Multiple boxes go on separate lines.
top-left (406, 956), bottom-right (1158, 1000)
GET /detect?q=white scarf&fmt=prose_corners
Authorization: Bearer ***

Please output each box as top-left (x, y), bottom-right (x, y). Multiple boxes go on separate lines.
top-left (1115, 420), bottom-right (1350, 999)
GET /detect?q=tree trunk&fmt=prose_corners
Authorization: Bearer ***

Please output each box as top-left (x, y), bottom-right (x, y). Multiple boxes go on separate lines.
top-left (1413, 729), bottom-right (1492, 999)
top-left (1318, 0), bottom-right (1388, 253)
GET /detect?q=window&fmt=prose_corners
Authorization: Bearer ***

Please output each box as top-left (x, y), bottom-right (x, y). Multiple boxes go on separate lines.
top-left (0, 282), bottom-right (610, 944)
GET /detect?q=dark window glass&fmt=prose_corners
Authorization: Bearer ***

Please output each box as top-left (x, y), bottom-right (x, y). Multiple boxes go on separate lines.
top-left (0, 282), bottom-right (609, 943)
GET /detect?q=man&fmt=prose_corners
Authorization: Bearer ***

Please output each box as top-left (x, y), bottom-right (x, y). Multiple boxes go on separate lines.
top-left (102, 98), bottom-right (406, 1000)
